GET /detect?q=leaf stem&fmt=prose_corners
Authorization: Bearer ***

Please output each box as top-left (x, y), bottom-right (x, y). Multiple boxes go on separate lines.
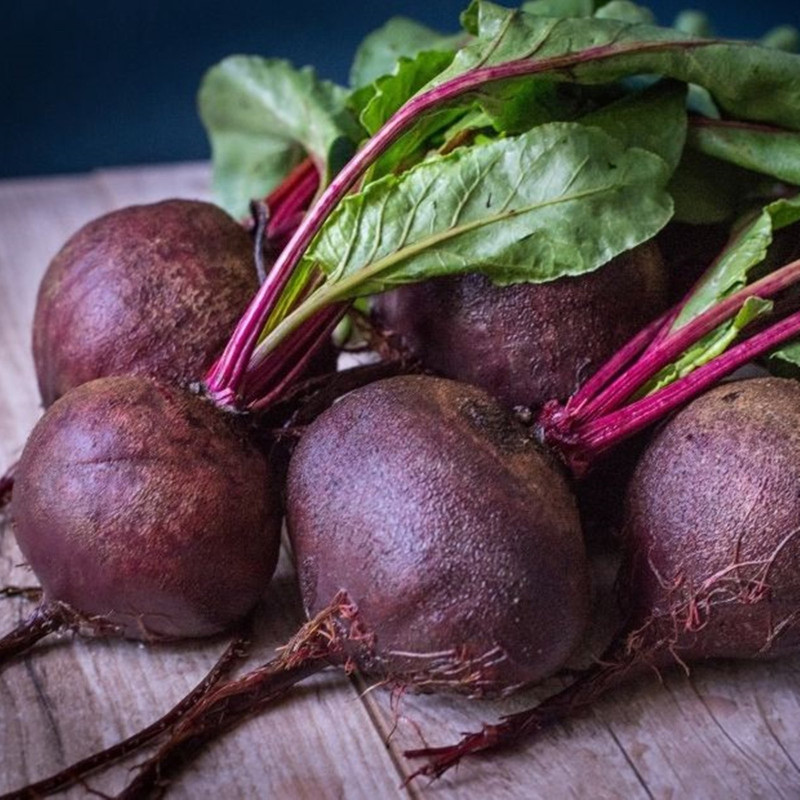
top-left (571, 257), bottom-right (800, 424)
top-left (560, 306), bottom-right (800, 474)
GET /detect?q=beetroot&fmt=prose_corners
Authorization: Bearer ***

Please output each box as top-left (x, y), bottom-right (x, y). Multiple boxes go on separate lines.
top-left (32, 199), bottom-right (258, 407)
top-left (288, 375), bottom-right (590, 693)
top-left (372, 241), bottom-right (667, 409)
top-left (621, 376), bottom-right (800, 660)
top-left (6, 375), bottom-right (281, 645)
top-left (407, 377), bottom-right (800, 777)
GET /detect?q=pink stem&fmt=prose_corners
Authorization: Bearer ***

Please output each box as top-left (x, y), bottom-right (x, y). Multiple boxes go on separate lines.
top-left (264, 158), bottom-right (318, 214)
top-left (244, 305), bottom-right (347, 411)
top-left (567, 222), bottom-right (748, 422)
top-left (267, 169), bottom-right (319, 243)
top-left (563, 307), bottom-right (800, 473)
top-left (564, 309), bottom-right (672, 419)
top-left (204, 161), bottom-right (319, 394)
top-left (205, 37), bottom-right (717, 408)
top-left (572, 257), bottom-right (800, 422)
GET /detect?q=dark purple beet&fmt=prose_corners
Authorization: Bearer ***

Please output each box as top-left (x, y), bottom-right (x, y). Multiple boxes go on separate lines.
top-left (372, 241), bottom-right (667, 409)
top-left (408, 377), bottom-right (800, 777)
top-left (32, 200), bottom-right (258, 407)
top-left (622, 376), bottom-right (800, 660)
top-left (287, 375), bottom-right (590, 695)
top-left (11, 375), bottom-right (282, 640)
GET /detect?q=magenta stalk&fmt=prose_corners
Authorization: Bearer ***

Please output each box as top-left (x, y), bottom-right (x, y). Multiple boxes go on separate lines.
top-left (562, 257), bottom-right (800, 426)
top-left (551, 307), bottom-right (800, 474)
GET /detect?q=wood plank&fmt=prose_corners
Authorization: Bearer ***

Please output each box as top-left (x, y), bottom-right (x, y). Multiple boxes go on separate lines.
top-left (0, 167), bottom-right (403, 799)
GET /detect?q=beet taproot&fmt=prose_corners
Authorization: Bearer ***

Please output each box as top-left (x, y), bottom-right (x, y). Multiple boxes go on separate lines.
top-left (621, 376), bottom-right (800, 660)
top-left (373, 241), bottom-right (667, 409)
top-left (32, 199), bottom-right (258, 407)
top-left (287, 375), bottom-right (590, 694)
top-left (407, 377), bottom-right (800, 777)
top-left (10, 375), bottom-right (281, 641)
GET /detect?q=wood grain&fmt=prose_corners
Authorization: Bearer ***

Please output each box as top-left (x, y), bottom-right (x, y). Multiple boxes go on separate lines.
top-left (1, 163), bottom-right (799, 800)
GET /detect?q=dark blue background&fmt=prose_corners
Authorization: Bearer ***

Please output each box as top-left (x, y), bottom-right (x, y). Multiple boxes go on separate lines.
top-left (2, 0), bottom-right (797, 178)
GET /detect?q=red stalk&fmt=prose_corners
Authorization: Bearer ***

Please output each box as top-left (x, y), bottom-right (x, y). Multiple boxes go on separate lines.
top-left (557, 257), bottom-right (800, 429)
top-left (263, 157), bottom-right (318, 216)
top-left (267, 167), bottom-right (319, 244)
top-left (204, 159), bottom-right (320, 393)
top-left (244, 304), bottom-right (347, 411)
top-left (565, 307), bottom-right (800, 470)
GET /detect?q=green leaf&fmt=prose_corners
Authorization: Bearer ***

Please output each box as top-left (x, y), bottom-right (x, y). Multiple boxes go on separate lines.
top-left (769, 339), bottom-right (800, 374)
top-left (594, 1), bottom-right (655, 25)
top-left (432, 2), bottom-right (800, 131)
top-left (352, 50), bottom-right (457, 136)
top-left (579, 80), bottom-right (687, 172)
top-left (349, 17), bottom-right (463, 88)
top-left (522, 0), bottom-right (595, 18)
top-left (687, 120), bottom-right (800, 186)
top-left (674, 195), bottom-right (800, 327)
top-left (199, 57), bottom-right (361, 219)
top-left (301, 122), bottom-right (673, 300)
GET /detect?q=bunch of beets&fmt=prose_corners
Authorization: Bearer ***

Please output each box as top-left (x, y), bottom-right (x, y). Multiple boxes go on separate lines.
top-left (2, 1), bottom-right (800, 796)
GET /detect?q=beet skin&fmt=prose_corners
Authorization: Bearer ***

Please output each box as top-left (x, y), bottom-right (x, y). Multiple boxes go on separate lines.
top-left (287, 375), bottom-right (590, 695)
top-left (624, 377), bottom-right (800, 660)
top-left (12, 375), bottom-right (282, 640)
top-left (373, 242), bottom-right (667, 409)
top-left (33, 200), bottom-right (258, 407)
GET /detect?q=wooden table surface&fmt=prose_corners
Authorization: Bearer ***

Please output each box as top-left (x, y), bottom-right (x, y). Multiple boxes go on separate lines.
top-left (1, 163), bottom-right (800, 800)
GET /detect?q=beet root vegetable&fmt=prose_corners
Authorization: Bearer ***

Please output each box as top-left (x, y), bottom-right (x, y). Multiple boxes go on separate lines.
top-left (32, 199), bottom-right (259, 408)
top-left (288, 375), bottom-right (590, 693)
top-left (3, 375), bottom-right (282, 652)
top-left (372, 241), bottom-right (667, 409)
top-left (407, 377), bottom-right (800, 777)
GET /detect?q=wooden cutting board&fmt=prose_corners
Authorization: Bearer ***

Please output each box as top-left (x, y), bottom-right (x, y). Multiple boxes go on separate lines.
top-left (1, 163), bottom-right (799, 799)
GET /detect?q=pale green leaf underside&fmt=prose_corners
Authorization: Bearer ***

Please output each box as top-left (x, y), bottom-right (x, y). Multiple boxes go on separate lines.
top-left (199, 56), bottom-right (356, 218)
top-left (301, 121), bottom-right (672, 300)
